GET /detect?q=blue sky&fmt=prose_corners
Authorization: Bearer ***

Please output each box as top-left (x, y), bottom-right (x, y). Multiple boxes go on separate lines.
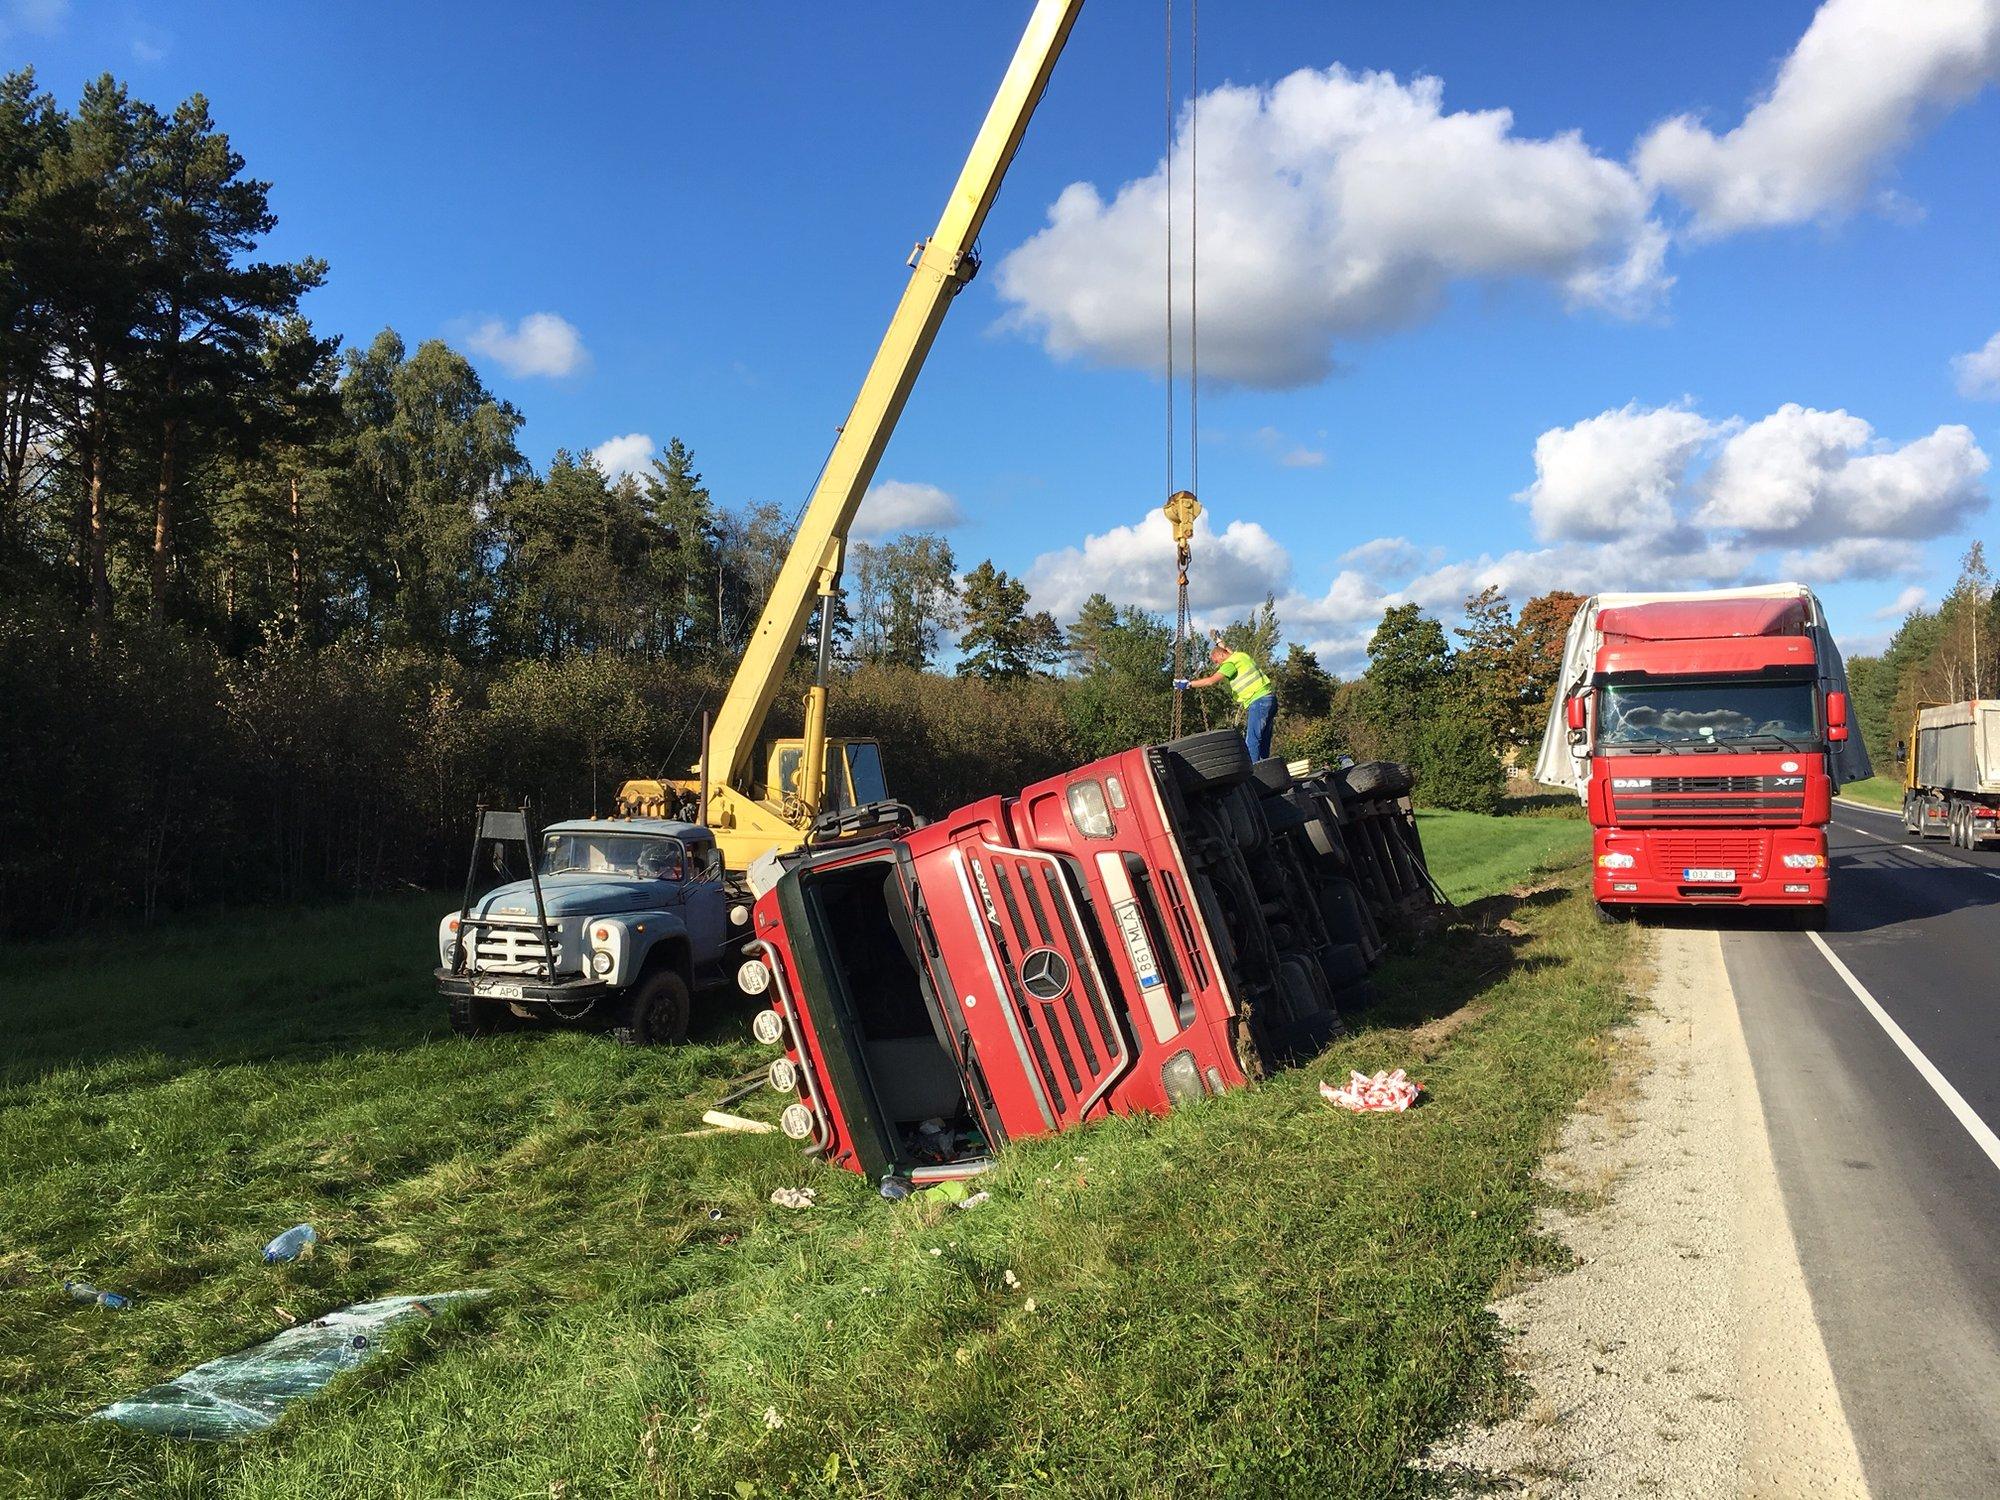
top-left (9, 0), bottom-right (2000, 667)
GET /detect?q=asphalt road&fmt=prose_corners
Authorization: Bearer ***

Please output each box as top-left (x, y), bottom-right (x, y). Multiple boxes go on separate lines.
top-left (1711, 800), bottom-right (2000, 1498)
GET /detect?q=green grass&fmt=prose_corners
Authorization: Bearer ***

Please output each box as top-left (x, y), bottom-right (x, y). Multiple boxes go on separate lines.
top-left (3, 816), bottom-right (1631, 1498)
top-left (1416, 810), bottom-right (1592, 904)
top-left (1838, 774), bottom-right (1904, 809)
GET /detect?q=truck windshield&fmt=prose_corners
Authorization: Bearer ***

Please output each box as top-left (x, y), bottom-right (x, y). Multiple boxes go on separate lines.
top-left (539, 833), bottom-right (684, 879)
top-left (1598, 680), bottom-right (1818, 750)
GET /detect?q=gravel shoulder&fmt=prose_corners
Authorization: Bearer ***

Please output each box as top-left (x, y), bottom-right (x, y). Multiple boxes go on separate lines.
top-left (1427, 921), bottom-right (1867, 1497)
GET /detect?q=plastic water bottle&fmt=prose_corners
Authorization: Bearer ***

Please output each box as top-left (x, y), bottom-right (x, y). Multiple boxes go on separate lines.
top-left (64, 1280), bottom-right (130, 1310)
top-left (262, 1224), bottom-right (318, 1263)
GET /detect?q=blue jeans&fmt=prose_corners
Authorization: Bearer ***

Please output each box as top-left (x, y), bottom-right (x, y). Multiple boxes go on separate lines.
top-left (1244, 694), bottom-right (1276, 762)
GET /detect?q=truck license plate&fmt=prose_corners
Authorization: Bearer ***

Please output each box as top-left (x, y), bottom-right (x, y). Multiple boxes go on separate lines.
top-left (1683, 868), bottom-right (1736, 883)
top-left (474, 980), bottom-right (525, 1000)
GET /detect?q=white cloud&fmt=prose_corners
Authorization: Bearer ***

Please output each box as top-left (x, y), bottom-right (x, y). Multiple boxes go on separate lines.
top-left (1026, 510), bottom-right (1290, 623)
top-left (1517, 402), bottom-right (1721, 541)
top-left (464, 312), bottom-right (590, 378)
top-left (1339, 536), bottom-right (1433, 578)
top-left (1953, 329), bottom-right (2000, 399)
top-left (1695, 405), bottom-right (1988, 541)
top-left (591, 432), bottom-right (654, 480)
top-left (0, 0), bottom-right (68, 40)
top-left (1637, 0), bottom-right (2000, 235)
top-left (852, 480), bottom-right (965, 539)
top-left (997, 66), bottom-right (1667, 389)
top-left (1874, 584), bottom-right (1928, 619)
top-left (1253, 425), bottom-right (1327, 468)
top-left (1774, 537), bottom-right (1925, 583)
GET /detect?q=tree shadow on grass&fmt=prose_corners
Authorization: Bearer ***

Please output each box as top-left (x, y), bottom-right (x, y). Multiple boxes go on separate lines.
top-left (1355, 885), bottom-right (1571, 1038)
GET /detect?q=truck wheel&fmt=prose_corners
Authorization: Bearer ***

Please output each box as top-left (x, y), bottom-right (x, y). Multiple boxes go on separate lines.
top-left (1164, 729), bottom-right (1252, 792)
top-left (1251, 757), bottom-right (1294, 794)
top-left (614, 968), bottom-right (690, 1046)
top-left (1337, 761), bottom-right (1414, 802)
top-left (1593, 900), bottom-right (1629, 925)
top-left (448, 991), bottom-right (504, 1038)
top-left (1902, 794), bottom-right (1920, 836)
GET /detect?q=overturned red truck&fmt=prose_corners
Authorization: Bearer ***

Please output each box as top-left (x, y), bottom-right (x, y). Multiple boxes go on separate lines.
top-left (735, 733), bottom-right (1441, 1183)
top-left (1535, 583), bottom-right (1870, 925)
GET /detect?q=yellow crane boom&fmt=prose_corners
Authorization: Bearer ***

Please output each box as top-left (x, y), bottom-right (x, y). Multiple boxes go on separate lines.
top-left (625, 0), bottom-right (1085, 873)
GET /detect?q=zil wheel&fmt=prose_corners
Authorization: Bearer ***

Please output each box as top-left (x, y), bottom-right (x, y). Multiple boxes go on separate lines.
top-left (614, 967), bottom-right (691, 1047)
top-left (449, 991), bottom-right (502, 1037)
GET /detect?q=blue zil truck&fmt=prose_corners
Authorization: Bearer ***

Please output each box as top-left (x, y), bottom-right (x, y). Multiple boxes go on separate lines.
top-left (435, 808), bottom-right (734, 1044)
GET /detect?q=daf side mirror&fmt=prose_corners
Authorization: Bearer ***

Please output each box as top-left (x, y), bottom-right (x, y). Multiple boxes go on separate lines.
top-left (1564, 694), bottom-right (1587, 747)
top-left (1826, 690), bottom-right (1850, 743)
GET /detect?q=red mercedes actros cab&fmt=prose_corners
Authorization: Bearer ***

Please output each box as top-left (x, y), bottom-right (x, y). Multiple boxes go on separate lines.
top-left (734, 732), bottom-right (1439, 1185)
top-left (1537, 585), bottom-right (1871, 927)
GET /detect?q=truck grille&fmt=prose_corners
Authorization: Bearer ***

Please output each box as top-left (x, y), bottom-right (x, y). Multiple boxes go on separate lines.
top-left (1611, 773), bottom-right (1805, 826)
top-left (1646, 832), bottom-right (1769, 883)
top-left (469, 921), bottom-right (564, 974)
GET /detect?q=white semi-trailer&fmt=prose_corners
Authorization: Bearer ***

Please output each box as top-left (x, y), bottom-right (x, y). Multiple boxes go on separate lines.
top-left (1900, 701), bottom-right (2000, 848)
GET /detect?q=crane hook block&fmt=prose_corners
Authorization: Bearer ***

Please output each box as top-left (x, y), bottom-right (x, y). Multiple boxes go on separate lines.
top-left (1163, 489), bottom-right (1201, 548)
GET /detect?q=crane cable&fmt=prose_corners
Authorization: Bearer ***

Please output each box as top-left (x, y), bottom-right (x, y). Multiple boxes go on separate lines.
top-left (1166, 0), bottom-right (1202, 737)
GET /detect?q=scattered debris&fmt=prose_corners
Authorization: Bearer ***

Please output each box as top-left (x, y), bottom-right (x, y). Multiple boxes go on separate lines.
top-left (261, 1224), bottom-right (318, 1263)
top-left (956, 1191), bottom-right (991, 1211)
top-left (769, 1187), bottom-right (817, 1210)
top-left (92, 1291), bottom-right (488, 1439)
top-left (1320, 1069), bottom-right (1423, 1113)
top-left (916, 1179), bottom-right (972, 1206)
top-left (878, 1176), bottom-right (913, 1201)
top-left (64, 1280), bottom-right (130, 1310)
top-left (700, 1110), bottom-right (774, 1135)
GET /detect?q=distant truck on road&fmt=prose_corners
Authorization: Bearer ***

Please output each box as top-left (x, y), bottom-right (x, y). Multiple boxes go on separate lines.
top-left (1536, 583), bottom-right (1870, 926)
top-left (1899, 701), bottom-right (2000, 848)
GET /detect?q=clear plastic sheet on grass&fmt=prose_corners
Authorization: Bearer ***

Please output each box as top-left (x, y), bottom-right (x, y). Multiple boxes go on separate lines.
top-left (91, 1291), bottom-right (488, 1440)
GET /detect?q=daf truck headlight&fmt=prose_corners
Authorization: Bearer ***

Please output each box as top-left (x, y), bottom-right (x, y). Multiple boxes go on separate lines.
top-left (738, 959), bottom-right (772, 996)
top-left (779, 1103), bottom-right (815, 1140)
top-left (1781, 853), bottom-right (1824, 869)
top-left (751, 1008), bottom-right (786, 1046)
top-left (768, 1058), bottom-right (798, 1093)
top-left (1597, 852), bottom-right (1636, 869)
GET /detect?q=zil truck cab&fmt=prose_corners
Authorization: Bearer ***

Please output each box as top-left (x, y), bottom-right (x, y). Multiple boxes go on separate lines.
top-left (732, 731), bottom-right (1437, 1184)
top-left (1537, 586), bottom-right (1869, 926)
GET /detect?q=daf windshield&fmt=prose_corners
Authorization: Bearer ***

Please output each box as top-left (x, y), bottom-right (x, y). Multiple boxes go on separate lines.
top-left (539, 832), bottom-right (686, 880)
top-left (1597, 679), bottom-right (1818, 750)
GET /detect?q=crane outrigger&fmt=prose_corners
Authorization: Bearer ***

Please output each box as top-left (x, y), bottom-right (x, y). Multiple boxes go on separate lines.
top-left (618, 0), bottom-right (1086, 875)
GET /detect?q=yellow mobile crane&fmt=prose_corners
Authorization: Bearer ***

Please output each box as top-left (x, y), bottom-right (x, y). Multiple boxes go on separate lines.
top-left (619, 0), bottom-right (1085, 874)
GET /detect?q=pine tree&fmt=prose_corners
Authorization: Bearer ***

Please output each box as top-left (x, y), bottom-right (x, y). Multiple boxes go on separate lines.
top-left (956, 558), bottom-right (1062, 680)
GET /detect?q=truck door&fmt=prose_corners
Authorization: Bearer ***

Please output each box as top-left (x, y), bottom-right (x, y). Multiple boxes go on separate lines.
top-left (924, 832), bottom-right (1132, 1138)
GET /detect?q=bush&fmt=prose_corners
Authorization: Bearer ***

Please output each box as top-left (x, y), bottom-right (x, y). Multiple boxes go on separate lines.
top-left (1413, 712), bottom-right (1507, 814)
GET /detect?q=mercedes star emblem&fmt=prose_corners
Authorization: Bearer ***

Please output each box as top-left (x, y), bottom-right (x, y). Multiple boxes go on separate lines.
top-left (1019, 947), bottom-right (1071, 1001)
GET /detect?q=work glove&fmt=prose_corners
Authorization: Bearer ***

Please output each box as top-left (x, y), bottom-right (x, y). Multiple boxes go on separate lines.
top-left (1172, 678), bottom-right (1190, 692)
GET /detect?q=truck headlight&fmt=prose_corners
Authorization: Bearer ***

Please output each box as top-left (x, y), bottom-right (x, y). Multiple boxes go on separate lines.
top-left (779, 1103), bottom-right (814, 1140)
top-left (768, 1058), bottom-right (798, 1093)
top-left (751, 1008), bottom-right (786, 1046)
top-left (738, 959), bottom-right (772, 996)
top-left (1781, 853), bottom-right (1825, 869)
top-left (1597, 852), bottom-right (1636, 869)
top-left (590, 950), bottom-right (614, 975)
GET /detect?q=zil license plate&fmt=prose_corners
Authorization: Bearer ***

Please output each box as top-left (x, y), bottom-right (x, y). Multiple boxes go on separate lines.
top-left (1683, 868), bottom-right (1736, 883)
top-left (474, 979), bottom-right (525, 1000)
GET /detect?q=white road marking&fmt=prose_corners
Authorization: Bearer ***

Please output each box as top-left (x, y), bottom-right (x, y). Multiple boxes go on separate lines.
top-left (1833, 797), bottom-right (1901, 818)
top-left (1832, 815), bottom-right (2000, 878)
top-left (1807, 931), bottom-right (2000, 1176)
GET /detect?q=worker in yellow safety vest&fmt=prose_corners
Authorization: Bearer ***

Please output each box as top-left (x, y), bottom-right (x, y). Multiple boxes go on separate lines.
top-left (1176, 640), bottom-right (1278, 761)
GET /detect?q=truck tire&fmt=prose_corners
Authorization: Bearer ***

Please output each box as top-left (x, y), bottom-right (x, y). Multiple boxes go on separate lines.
top-left (614, 967), bottom-right (690, 1046)
top-left (1902, 793), bottom-right (1920, 836)
top-left (448, 991), bottom-right (506, 1037)
top-left (1251, 757), bottom-right (1294, 794)
top-left (1337, 761), bottom-right (1413, 802)
top-left (1319, 941), bottom-right (1368, 988)
top-left (1164, 729), bottom-right (1252, 792)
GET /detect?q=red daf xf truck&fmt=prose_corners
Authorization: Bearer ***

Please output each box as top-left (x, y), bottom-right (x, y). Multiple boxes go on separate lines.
top-left (734, 733), bottom-right (1439, 1184)
top-left (1535, 584), bottom-right (1869, 926)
